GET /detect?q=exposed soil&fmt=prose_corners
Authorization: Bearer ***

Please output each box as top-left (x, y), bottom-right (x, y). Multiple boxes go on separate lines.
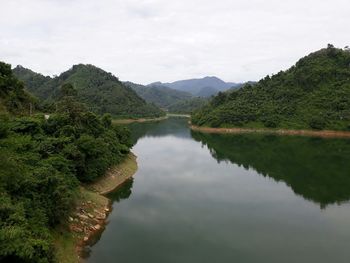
top-left (112, 116), bottom-right (168, 124)
top-left (190, 125), bottom-right (350, 139)
top-left (62, 153), bottom-right (138, 262)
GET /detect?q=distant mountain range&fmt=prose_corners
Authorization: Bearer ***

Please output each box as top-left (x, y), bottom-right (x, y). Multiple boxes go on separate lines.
top-left (13, 65), bottom-right (250, 116)
top-left (148, 76), bottom-right (242, 97)
top-left (13, 65), bottom-right (164, 118)
top-left (124, 81), bottom-right (209, 114)
top-left (124, 81), bottom-right (193, 109)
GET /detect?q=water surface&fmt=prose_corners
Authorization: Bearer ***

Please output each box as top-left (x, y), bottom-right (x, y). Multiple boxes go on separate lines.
top-left (87, 117), bottom-right (350, 263)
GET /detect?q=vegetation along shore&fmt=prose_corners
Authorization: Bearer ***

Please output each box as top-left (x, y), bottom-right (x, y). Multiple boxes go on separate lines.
top-left (0, 62), bottom-right (139, 262)
top-left (192, 45), bottom-right (350, 133)
top-left (55, 153), bottom-right (138, 263)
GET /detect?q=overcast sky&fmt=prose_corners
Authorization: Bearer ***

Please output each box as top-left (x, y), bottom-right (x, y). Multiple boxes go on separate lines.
top-left (1, 0), bottom-right (349, 84)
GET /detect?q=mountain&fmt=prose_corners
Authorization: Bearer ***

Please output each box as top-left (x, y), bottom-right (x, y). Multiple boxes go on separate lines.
top-left (124, 81), bottom-right (193, 109)
top-left (13, 65), bottom-right (51, 92)
top-left (149, 76), bottom-right (240, 97)
top-left (167, 97), bottom-right (208, 114)
top-left (13, 64), bottom-right (164, 118)
top-left (0, 62), bottom-right (35, 115)
top-left (196, 86), bottom-right (219, 97)
top-left (192, 45), bottom-right (350, 131)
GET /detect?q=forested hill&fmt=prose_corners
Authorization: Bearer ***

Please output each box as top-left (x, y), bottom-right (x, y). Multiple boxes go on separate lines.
top-left (13, 65), bottom-right (51, 92)
top-left (1, 64), bottom-right (134, 261)
top-left (13, 64), bottom-right (164, 118)
top-left (0, 62), bottom-right (36, 114)
top-left (192, 45), bottom-right (350, 131)
top-left (124, 81), bottom-right (193, 109)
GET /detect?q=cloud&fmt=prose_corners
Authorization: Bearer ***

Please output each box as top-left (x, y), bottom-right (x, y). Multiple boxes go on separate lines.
top-left (0, 0), bottom-right (349, 84)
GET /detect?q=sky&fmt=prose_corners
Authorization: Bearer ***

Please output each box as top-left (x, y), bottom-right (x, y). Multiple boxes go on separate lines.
top-left (1, 0), bottom-right (349, 84)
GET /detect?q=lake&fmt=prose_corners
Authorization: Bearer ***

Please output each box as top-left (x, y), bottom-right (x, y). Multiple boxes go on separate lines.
top-left (86, 117), bottom-right (350, 263)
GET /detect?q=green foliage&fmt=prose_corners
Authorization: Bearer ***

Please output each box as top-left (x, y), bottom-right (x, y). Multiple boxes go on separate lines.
top-left (125, 81), bottom-right (193, 109)
top-left (14, 64), bottom-right (165, 118)
top-left (192, 46), bottom-right (350, 131)
top-left (167, 97), bottom-right (208, 114)
top-left (0, 78), bottom-right (132, 261)
top-left (0, 62), bottom-right (36, 115)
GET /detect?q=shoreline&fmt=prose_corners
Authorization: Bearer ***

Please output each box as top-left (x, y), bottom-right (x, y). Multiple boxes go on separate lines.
top-left (112, 116), bottom-right (168, 124)
top-left (190, 124), bottom-right (350, 139)
top-left (54, 153), bottom-right (138, 263)
top-left (167, 113), bottom-right (191, 118)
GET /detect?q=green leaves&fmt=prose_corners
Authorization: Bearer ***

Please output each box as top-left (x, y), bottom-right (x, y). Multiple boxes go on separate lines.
top-left (192, 46), bottom-right (350, 131)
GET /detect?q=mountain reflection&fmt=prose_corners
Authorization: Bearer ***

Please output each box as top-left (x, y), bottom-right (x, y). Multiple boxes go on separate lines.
top-left (128, 117), bottom-right (191, 144)
top-left (191, 131), bottom-right (350, 208)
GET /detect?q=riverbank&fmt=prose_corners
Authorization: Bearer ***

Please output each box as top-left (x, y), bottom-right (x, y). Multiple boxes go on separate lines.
top-left (167, 113), bottom-right (191, 118)
top-left (112, 116), bottom-right (168, 124)
top-left (54, 153), bottom-right (138, 263)
top-left (190, 125), bottom-right (350, 138)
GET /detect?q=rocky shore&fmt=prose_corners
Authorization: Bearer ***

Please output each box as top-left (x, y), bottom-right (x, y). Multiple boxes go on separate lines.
top-left (190, 125), bottom-right (350, 139)
top-left (55, 153), bottom-right (138, 263)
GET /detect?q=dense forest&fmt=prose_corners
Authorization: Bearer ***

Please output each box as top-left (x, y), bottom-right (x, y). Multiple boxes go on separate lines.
top-left (167, 97), bottom-right (208, 114)
top-left (192, 45), bottom-right (350, 131)
top-left (0, 61), bottom-right (132, 262)
top-left (124, 81), bottom-right (193, 109)
top-left (13, 64), bottom-right (164, 118)
top-left (125, 81), bottom-right (208, 114)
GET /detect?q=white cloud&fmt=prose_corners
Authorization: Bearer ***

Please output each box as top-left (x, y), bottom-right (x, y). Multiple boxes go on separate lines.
top-left (0, 0), bottom-right (349, 83)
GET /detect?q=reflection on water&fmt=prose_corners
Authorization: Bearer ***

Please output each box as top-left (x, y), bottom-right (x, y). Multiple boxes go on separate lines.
top-left (128, 117), bottom-right (191, 144)
top-left (87, 117), bottom-right (350, 263)
top-left (191, 131), bottom-right (350, 208)
top-left (107, 178), bottom-right (134, 202)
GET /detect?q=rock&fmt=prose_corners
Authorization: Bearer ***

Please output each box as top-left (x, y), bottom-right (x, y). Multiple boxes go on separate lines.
top-left (72, 226), bottom-right (83, 233)
top-left (78, 214), bottom-right (89, 220)
top-left (105, 208), bottom-right (110, 212)
top-left (88, 213), bottom-right (94, 218)
top-left (83, 236), bottom-right (89, 242)
top-left (87, 201), bottom-right (92, 204)
top-left (94, 224), bottom-right (101, 230)
top-left (96, 214), bottom-right (106, 220)
top-left (68, 216), bottom-right (74, 222)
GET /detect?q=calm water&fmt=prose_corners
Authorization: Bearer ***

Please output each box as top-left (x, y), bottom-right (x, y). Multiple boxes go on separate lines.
top-left (87, 117), bottom-right (350, 263)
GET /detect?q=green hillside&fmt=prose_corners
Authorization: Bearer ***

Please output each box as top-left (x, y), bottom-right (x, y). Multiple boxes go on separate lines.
top-left (1, 65), bottom-right (134, 262)
top-left (168, 97), bottom-right (208, 114)
top-left (0, 62), bottom-right (36, 115)
top-left (124, 81), bottom-right (193, 109)
top-left (192, 45), bottom-right (350, 131)
top-left (13, 65), bottom-right (51, 92)
top-left (14, 64), bottom-right (164, 118)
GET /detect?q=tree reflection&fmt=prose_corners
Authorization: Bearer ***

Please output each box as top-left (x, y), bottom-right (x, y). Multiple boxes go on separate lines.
top-left (192, 131), bottom-right (350, 208)
top-left (107, 178), bottom-right (134, 202)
